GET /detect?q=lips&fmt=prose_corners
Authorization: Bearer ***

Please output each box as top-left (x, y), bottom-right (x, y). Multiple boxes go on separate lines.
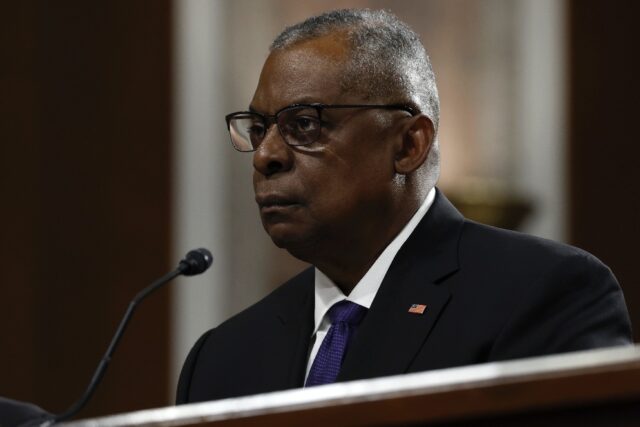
top-left (255, 193), bottom-right (301, 214)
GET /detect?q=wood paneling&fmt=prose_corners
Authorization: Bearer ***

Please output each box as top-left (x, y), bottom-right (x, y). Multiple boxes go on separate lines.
top-left (568, 1), bottom-right (640, 341)
top-left (0, 0), bottom-right (173, 418)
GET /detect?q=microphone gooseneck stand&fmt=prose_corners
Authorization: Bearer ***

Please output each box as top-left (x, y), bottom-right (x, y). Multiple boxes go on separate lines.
top-left (33, 248), bottom-right (213, 426)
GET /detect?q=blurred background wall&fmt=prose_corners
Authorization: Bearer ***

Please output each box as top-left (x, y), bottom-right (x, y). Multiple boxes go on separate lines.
top-left (1, 0), bottom-right (638, 419)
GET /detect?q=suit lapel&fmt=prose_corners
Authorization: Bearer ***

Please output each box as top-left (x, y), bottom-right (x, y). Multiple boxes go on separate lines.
top-left (270, 268), bottom-right (315, 389)
top-left (338, 191), bottom-right (464, 381)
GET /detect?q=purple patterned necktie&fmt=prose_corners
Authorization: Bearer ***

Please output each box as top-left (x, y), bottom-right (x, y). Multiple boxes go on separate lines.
top-left (305, 300), bottom-right (367, 387)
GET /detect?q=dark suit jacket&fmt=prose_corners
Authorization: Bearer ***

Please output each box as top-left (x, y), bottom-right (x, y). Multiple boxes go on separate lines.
top-left (177, 191), bottom-right (632, 404)
top-left (0, 397), bottom-right (52, 427)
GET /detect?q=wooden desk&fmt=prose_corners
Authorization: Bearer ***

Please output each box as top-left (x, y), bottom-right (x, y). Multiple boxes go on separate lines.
top-left (65, 345), bottom-right (640, 426)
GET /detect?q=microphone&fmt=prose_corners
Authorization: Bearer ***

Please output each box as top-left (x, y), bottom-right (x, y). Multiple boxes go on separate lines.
top-left (36, 248), bottom-right (213, 426)
top-left (178, 248), bottom-right (213, 276)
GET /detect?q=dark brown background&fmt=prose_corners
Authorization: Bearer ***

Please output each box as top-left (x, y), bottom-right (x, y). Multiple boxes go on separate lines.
top-left (1, 0), bottom-right (173, 417)
top-left (0, 0), bottom-right (638, 420)
top-left (568, 0), bottom-right (640, 341)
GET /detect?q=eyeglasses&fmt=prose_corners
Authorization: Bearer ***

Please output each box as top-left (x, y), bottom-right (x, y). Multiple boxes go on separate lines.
top-left (225, 103), bottom-right (417, 152)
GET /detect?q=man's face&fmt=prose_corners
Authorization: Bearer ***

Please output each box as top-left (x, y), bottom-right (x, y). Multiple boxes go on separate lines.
top-left (250, 35), bottom-right (408, 263)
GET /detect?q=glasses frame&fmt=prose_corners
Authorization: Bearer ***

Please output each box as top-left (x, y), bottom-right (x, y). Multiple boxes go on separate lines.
top-left (225, 103), bottom-right (418, 152)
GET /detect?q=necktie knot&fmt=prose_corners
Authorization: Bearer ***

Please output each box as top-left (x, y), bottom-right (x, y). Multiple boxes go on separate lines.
top-left (328, 300), bottom-right (367, 325)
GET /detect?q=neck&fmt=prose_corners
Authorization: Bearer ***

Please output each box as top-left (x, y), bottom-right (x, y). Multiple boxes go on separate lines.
top-left (314, 256), bottom-right (376, 296)
top-left (303, 191), bottom-right (425, 295)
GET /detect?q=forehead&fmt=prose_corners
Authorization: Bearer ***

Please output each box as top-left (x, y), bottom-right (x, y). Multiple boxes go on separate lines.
top-left (251, 34), bottom-right (353, 112)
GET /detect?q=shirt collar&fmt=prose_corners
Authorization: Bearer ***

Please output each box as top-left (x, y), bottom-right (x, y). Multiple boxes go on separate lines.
top-left (312, 187), bottom-right (436, 334)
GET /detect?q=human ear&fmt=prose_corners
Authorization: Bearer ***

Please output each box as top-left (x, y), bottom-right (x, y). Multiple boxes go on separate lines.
top-left (394, 114), bottom-right (434, 174)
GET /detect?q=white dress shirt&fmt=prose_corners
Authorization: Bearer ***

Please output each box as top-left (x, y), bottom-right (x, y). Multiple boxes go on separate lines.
top-left (304, 187), bottom-right (436, 381)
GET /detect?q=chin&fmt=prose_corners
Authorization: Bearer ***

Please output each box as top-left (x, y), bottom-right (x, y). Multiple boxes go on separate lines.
top-left (268, 230), bottom-right (305, 249)
top-left (266, 226), bottom-right (318, 263)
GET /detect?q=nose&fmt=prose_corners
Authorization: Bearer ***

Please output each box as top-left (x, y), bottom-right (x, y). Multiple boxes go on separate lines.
top-left (253, 126), bottom-right (293, 177)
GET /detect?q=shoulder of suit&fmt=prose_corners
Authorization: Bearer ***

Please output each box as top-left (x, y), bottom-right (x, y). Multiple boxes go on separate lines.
top-left (459, 219), bottom-right (609, 271)
top-left (207, 266), bottom-right (314, 332)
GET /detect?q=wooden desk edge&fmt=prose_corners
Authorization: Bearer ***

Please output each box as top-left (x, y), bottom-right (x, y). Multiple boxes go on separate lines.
top-left (65, 344), bottom-right (640, 427)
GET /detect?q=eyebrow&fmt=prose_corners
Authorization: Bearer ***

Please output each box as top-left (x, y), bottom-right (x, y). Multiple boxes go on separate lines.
top-left (248, 98), bottom-right (326, 115)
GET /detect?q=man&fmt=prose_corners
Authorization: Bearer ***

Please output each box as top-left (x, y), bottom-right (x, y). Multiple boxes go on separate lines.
top-left (177, 9), bottom-right (632, 403)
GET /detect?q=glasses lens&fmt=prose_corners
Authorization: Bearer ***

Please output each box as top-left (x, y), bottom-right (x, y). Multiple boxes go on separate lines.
top-left (277, 107), bottom-right (321, 146)
top-left (228, 113), bottom-right (265, 152)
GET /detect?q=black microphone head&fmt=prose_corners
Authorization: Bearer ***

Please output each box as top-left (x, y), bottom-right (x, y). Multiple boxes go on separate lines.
top-left (179, 248), bottom-right (213, 276)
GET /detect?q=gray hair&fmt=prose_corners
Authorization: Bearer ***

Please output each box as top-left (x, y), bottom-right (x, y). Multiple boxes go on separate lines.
top-left (271, 9), bottom-right (440, 185)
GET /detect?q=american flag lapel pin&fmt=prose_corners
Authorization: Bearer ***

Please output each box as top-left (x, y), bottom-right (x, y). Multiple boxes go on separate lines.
top-left (408, 304), bottom-right (427, 314)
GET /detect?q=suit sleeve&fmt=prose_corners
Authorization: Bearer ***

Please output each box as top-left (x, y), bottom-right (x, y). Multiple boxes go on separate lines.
top-left (176, 329), bottom-right (215, 405)
top-left (488, 251), bottom-right (633, 361)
